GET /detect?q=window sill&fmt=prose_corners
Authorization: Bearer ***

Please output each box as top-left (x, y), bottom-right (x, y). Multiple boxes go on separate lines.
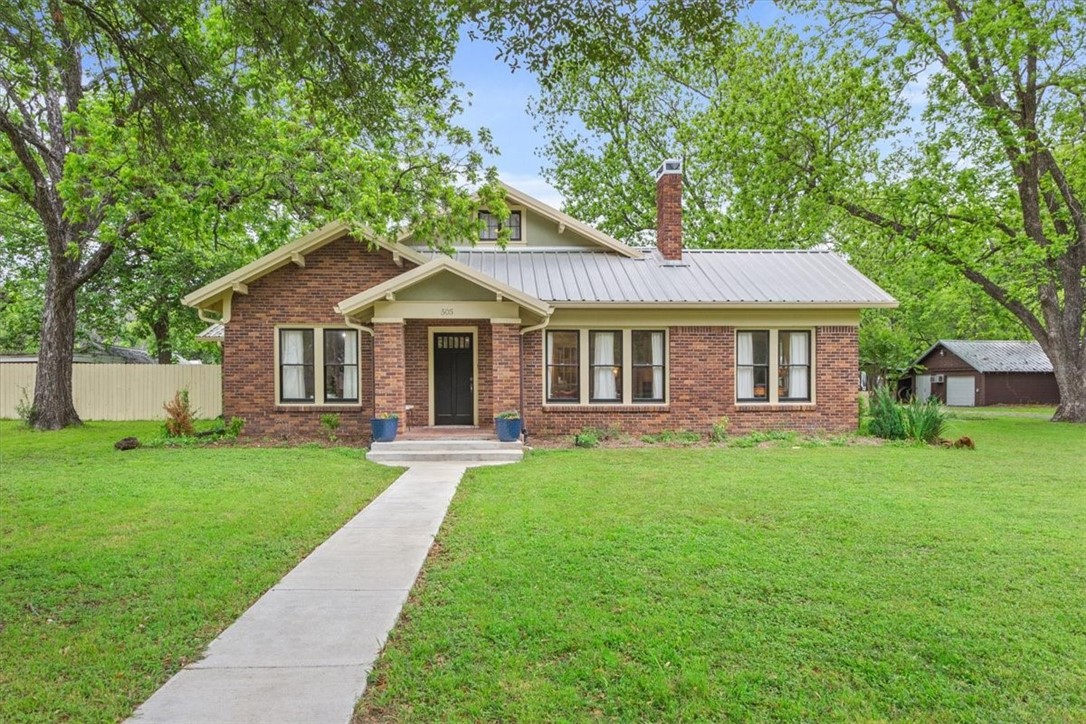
top-left (543, 404), bottom-right (670, 413)
top-left (275, 403), bottom-right (364, 412)
top-left (735, 402), bottom-right (816, 412)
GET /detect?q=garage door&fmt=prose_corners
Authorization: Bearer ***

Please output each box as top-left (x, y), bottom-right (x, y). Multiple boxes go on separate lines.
top-left (946, 375), bottom-right (976, 406)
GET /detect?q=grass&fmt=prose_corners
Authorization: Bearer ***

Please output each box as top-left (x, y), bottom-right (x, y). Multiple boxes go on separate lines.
top-left (0, 421), bottom-right (401, 722)
top-left (360, 414), bottom-right (1086, 721)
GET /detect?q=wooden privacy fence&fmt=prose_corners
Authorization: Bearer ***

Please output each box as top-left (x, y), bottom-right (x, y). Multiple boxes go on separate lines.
top-left (0, 364), bottom-right (222, 420)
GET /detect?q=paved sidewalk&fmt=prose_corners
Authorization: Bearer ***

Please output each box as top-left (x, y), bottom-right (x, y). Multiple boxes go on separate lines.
top-left (129, 463), bottom-right (468, 724)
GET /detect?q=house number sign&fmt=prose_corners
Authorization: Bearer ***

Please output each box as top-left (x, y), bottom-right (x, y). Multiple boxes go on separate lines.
top-left (441, 307), bottom-right (455, 316)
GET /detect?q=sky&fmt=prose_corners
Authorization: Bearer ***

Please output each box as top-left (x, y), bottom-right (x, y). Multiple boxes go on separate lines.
top-left (447, 2), bottom-right (798, 209)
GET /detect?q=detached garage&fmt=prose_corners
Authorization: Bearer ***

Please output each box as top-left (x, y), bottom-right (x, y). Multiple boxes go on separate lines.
top-left (911, 340), bottom-right (1059, 407)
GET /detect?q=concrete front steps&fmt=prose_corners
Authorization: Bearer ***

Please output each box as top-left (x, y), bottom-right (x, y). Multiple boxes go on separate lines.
top-left (367, 439), bottom-right (523, 466)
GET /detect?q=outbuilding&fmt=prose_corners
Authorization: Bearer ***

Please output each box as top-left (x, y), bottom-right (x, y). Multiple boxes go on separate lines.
top-left (911, 340), bottom-right (1058, 407)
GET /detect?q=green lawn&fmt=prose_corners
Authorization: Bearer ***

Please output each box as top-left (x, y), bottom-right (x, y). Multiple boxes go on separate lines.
top-left (360, 415), bottom-right (1086, 721)
top-left (0, 421), bottom-right (400, 722)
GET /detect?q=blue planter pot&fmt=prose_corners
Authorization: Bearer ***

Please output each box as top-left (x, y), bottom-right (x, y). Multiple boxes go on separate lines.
top-left (371, 418), bottom-right (399, 443)
top-left (495, 416), bottom-right (523, 442)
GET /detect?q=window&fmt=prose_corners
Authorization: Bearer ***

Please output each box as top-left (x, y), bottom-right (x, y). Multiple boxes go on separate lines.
top-left (547, 330), bottom-right (579, 402)
top-left (545, 329), bottom-right (667, 405)
top-left (323, 329), bottom-right (359, 402)
top-left (278, 327), bottom-right (361, 405)
top-left (736, 329), bottom-right (814, 403)
top-left (478, 210), bottom-right (522, 241)
top-left (589, 331), bottom-right (622, 401)
top-left (778, 331), bottom-right (810, 401)
top-left (737, 331), bottom-right (770, 401)
top-left (632, 331), bottom-right (665, 401)
top-left (280, 329), bottom-right (314, 402)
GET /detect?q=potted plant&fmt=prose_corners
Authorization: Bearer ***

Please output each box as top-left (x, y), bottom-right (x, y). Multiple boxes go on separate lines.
top-left (371, 412), bottom-right (400, 443)
top-left (494, 410), bottom-right (523, 442)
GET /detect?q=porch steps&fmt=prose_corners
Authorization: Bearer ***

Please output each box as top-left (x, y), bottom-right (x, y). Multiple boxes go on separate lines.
top-left (366, 439), bottom-right (523, 466)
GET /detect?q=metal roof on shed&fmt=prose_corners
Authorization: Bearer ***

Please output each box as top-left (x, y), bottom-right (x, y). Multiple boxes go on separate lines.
top-left (421, 248), bottom-right (896, 306)
top-left (924, 340), bottom-right (1053, 373)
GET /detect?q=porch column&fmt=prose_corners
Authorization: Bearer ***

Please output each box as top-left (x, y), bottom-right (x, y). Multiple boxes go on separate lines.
top-left (491, 323), bottom-right (522, 417)
top-left (373, 321), bottom-right (406, 418)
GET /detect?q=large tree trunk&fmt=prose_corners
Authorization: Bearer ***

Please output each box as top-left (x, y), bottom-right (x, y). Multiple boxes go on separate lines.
top-left (1046, 336), bottom-right (1086, 423)
top-left (30, 261), bottom-right (82, 429)
top-left (151, 310), bottom-right (172, 364)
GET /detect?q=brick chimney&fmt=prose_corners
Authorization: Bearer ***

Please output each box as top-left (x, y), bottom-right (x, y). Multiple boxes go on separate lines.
top-left (654, 158), bottom-right (683, 261)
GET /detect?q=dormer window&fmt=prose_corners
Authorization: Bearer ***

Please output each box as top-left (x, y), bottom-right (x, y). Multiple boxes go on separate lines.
top-left (478, 210), bottom-right (522, 242)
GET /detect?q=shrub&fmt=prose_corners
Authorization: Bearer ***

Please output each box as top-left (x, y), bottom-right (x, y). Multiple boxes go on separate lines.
top-left (902, 398), bottom-right (947, 444)
top-left (868, 384), bottom-right (906, 440)
top-left (641, 429), bottom-right (701, 445)
top-left (224, 417), bottom-right (245, 438)
top-left (573, 430), bottom-right (599, 448)
top-left (163, 389), bottom-right (196, 437)
top-left (857, 393), bottom-right (871, 435)
top-left (728, 430), bottom-right (796, 448)
top-left (709, 416), bottom-right (730, 442)
top-left (14, 386), bottom-right (34, 426)
top-left (320, 413), bottom-right (341, 442)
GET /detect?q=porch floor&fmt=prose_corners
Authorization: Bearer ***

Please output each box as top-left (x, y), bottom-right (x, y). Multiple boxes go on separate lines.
top-left (397, 425), bottom-right (495, 441)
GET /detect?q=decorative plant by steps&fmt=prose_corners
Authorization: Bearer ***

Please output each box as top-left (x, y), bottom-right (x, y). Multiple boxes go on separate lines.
top-left (494, 410), bottom-right (523, 442)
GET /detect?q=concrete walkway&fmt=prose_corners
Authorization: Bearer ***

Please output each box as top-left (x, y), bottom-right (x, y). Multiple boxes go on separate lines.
top-left (129, 463), bottom-right (468, 724)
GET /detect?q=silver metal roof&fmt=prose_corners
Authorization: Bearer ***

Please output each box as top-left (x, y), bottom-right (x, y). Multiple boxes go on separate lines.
top-left (927, 340), bottom-right (1053, 373)
top-left (197, 323), bottom-right (225, 340)
top-left (423, 248), bottom-right (896, 305)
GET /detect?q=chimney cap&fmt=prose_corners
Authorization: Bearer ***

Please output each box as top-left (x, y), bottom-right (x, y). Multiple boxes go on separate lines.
top-left (654, 158), bottom-right (682, 180)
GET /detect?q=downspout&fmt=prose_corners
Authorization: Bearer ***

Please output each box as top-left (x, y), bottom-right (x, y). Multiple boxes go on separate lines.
top-left (519, 313), bottom-right (552, 445)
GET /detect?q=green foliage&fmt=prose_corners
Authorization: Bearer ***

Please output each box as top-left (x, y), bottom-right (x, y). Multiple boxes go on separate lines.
top-left (902, 398), bottom-right (947, 445)
top-left (640, 429), bottom-right (702, 445)
top-left (728, 429), bottom-right (797, 448)
top-left (496, 409), bottom-right (521, 419)
top-left (709, 416), bottom-right (730, 442)
top-left (320, 413), bottom-right (342, 442)
top-left (573, 430), bottom-right (600, 448)
top-left (376, 412), bottom-right (400, 420)
top-left (162, 389), bottom-right (196, 437)
top-left (858, 393), bottom-right (871, 436)
top-left (869, 385), bottom-right (906, 440)
top-left (13, 386), bottom-right (34, 426)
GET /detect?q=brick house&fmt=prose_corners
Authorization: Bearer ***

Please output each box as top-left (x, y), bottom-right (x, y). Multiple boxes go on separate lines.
top-left (184, 160), bottom-right (896, 440)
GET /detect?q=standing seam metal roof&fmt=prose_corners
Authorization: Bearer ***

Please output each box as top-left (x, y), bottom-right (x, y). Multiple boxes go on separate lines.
top-left (421, 248), bottom-right (896, 305)
top-left (928, 340), bottom-right (1053, 373)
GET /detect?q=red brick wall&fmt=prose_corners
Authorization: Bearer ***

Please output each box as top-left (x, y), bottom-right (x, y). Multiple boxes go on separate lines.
top-left (223, 237), bottom-right (409, 439)
top-left (373, 322), bottom-right (405, 419)
top-left (491, 323), bottom-right (521, 416)
top-left (522, 326), bottom-right (859, 437)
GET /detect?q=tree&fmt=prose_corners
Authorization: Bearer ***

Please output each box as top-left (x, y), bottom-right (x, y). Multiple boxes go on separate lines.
top-left (511, 1), bottom-right (1086, 422)
top-left (1, 0), bottom-right (492, 429)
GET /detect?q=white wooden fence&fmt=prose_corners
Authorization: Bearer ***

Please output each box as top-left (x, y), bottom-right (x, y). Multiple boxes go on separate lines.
top-left (0, 364), bottom-right (222, 420)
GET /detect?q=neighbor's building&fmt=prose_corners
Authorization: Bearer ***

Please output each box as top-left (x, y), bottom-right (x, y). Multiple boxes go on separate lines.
top-left (911, 339), bottom-right (1058, 407)
top-left (184, 161), bottom-right (896, 439)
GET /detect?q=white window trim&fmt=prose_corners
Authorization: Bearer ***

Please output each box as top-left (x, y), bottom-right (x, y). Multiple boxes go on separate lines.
top-left (478, 206), bottom-right (527, 246)
top-left (274, 325), bottom-right (363, 407)
top-left (735, 328), bottom-right (816, 405)
top-left (544, 328), bottom-right (670, 406)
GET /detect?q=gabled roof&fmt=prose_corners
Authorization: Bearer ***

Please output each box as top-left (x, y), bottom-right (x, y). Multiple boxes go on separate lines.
top-left (182, 221), bottom-right (427, 309)
top-left (424, 248), bottom-right (897, 307)
top-left (335, 256), bottom-right (552, 318)
top-left (497, 182), bottom-right (643, 259)
top-left (918, 340), bottom-right (1053, 373)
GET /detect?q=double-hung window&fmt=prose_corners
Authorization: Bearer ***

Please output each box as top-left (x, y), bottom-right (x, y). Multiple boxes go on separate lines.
top-left (736, 329), bottom-right (813, 403)
top-left (632, 330), bottom-right (665, 401)
top-left (778, 331), bottom-right (811, 401)
top-left (279, 327), bottom-right (359, 405)
top-left (323, 329), bottom-right (359, 402)
top-left (736, 331), bottom-right (770, 401)
top-left (280, 329), bottom-right (315, 403)
top-left (546, 330), bottom-right (580, 402)
top-left (589, 331), bottom-right (622, 402)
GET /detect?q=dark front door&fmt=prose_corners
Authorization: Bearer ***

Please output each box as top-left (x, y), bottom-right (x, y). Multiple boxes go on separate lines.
top-left (434, 332), bottom-right (474, 425)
